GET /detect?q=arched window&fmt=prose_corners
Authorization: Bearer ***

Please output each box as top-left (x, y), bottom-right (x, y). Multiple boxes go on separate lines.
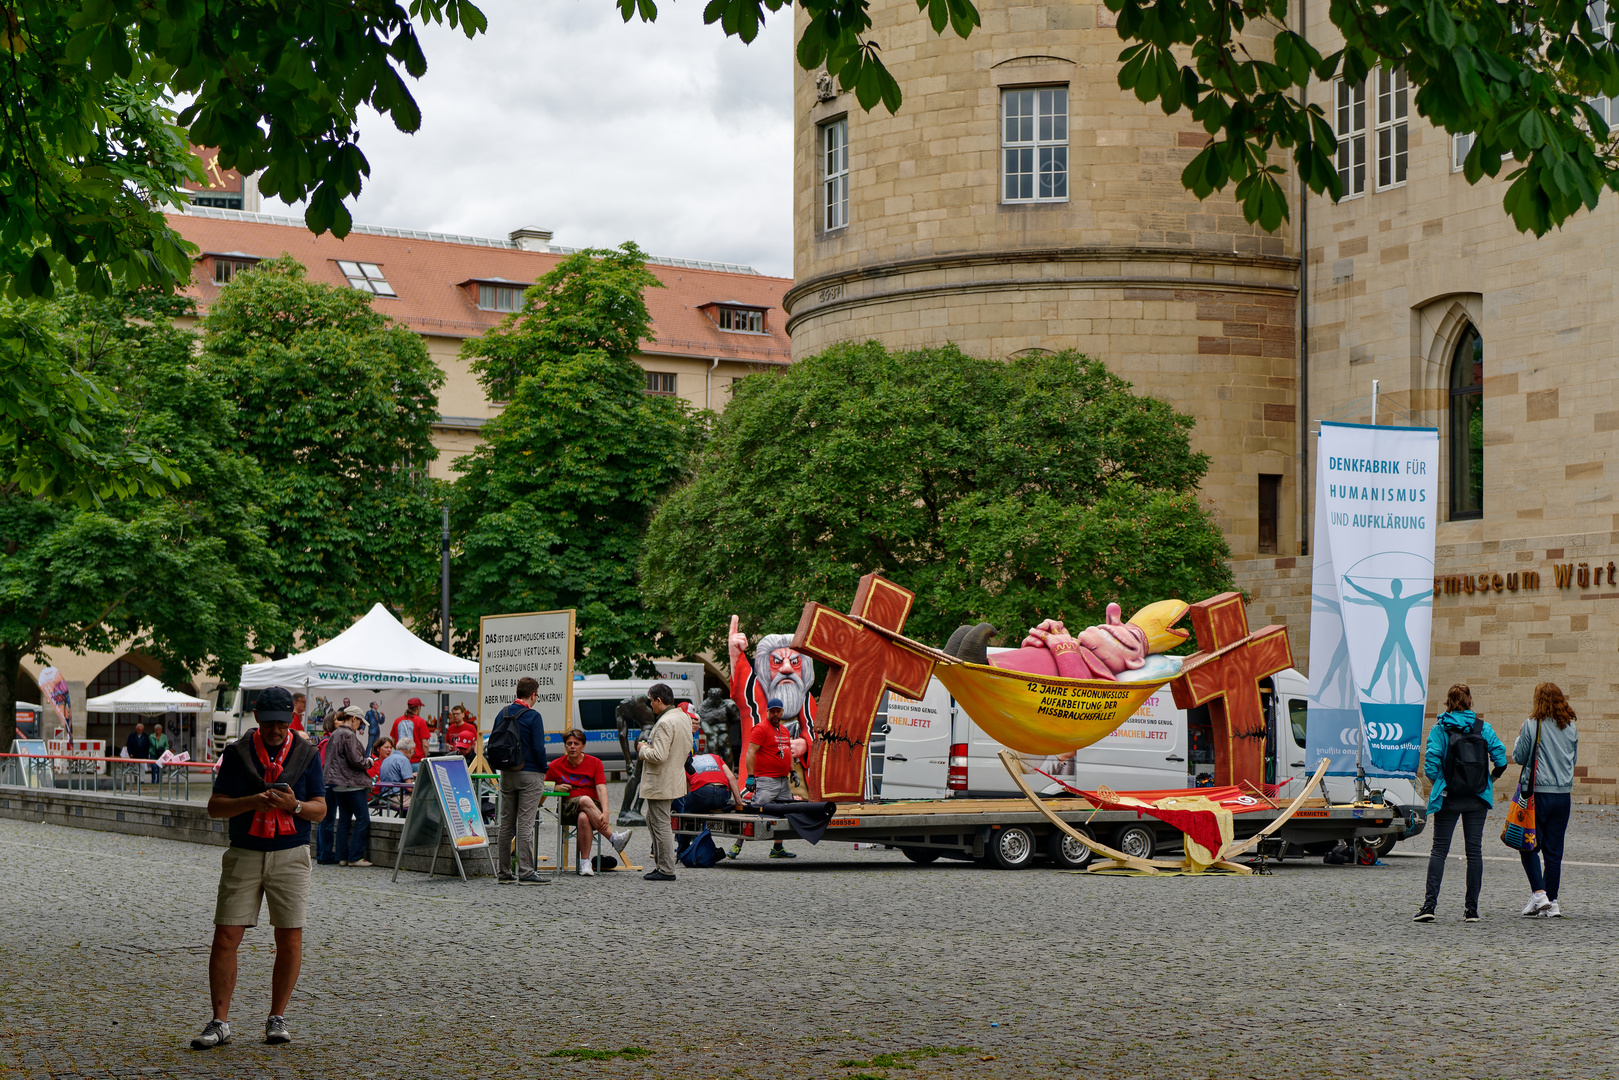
top-left (1449, 325), bottom-right (1483, 519)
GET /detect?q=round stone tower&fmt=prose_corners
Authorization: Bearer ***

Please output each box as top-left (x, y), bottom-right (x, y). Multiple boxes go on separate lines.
top-left (784, 0), bottom-right (1302, 558)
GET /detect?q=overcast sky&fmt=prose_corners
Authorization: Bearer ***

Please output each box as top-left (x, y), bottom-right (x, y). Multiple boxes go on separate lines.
top-left (262, 0), bottom-right (795, 277)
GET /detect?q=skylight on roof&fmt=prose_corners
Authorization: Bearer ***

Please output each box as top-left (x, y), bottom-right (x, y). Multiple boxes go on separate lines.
top-left (336, 260), bottom-right (397, 297)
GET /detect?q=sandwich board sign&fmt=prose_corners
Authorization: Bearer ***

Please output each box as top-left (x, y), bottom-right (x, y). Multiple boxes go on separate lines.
top-left (391, 755), bottom-right (497, 883)
top-left (478, 609), bottom-right (575, 734)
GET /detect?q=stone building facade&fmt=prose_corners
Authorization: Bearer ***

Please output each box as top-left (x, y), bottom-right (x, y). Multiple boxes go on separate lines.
top-left (788, 0), bottom-right (1619, 800)
top-left (784, 0), bottom-right (1303, 559)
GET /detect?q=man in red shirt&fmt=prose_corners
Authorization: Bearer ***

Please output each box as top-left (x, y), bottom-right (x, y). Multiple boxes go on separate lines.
top-left (448, 707), bottom-right (479, 761)
top-left (741, 698), bottom-right (802, 859)
top-left (544, 729), bottom-right (631, 876)
top-left (390, 699), bottom-right (429, 764)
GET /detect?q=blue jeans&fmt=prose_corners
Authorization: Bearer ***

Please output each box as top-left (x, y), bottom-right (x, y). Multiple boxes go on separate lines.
top-left (316, 805), bottom-right (338, 863)
top-left (672, 783), bottom-right (732, 815)
top-left (332, 788), bottom-right (370, 863)
top-left (1521, 791), bottom-right (1572, 899)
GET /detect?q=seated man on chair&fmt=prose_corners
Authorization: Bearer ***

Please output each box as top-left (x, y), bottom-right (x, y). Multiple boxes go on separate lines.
top-left (544, 729), bottom-right (631, 876)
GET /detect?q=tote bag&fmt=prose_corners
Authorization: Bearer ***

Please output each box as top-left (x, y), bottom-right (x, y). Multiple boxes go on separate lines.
top-left (1501, 720), bottom-right (1542, 852)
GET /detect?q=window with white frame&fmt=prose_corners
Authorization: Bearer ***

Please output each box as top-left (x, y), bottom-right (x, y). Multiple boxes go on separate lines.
top-left (212, 257), bottom-right (258, 284)
top-left (645, 371), bottom-right (678, 396)
top-left (1376, 66), bottom-right (1409, 188)
top-left (1002, 87), bottom-right (1069, 202)
top-left (1452, 131), bottom-right (1474, 172)
top-left (1588, 2), bottom-right (1616, 127)
top-left (821, 118), bottom-right (849, 232)
top-left (1335, 77), bottom-right (1367, 199)
top-left (337, 260), bottom-right (397, 297)
top-left (478, 284), bottom-right (524, 312)
top-left (716, 307), bottom-right (765, 333)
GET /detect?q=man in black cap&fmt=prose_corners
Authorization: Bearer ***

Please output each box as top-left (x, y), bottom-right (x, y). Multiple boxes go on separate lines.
top-left (191, 686), bottom-right (327, 1050)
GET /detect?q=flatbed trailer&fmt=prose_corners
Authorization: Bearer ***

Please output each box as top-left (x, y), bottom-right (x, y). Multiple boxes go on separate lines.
top-left (671, 798), bottom-right (1404, 870)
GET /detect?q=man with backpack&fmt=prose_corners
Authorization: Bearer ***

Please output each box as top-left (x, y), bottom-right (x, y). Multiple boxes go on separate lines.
top-left (489, 678), bottom-right (550, 885)
top-left (1415, 683), bottom-right (1508, 923)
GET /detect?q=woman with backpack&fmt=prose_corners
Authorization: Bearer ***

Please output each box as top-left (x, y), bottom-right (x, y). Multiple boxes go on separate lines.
top-left (1513, 682), bottom-right (1578, 918)
top-left (1415, 684), bottom-right (1508, 923)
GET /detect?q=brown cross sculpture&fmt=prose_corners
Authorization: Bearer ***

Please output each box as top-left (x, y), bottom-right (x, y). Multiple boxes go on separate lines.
top-left (1169, 591), bottom-right (1294, 789)
top-left (792, 573), bottom-right (935, 801)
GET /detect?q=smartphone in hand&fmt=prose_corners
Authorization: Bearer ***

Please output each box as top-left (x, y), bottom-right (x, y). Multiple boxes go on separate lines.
top-left (269, 782), bottom-right (293, 793)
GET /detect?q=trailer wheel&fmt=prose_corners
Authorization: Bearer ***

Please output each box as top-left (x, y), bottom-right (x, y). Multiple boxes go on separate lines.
top-left (1047, 829), bottom-right (1094, 870)
top-left (900, 847), bottom-right (941, 864)
top-left (1366, 833), bottom-right (1398, 858)
top-left (987, 826), bottom-right (1037, 870)
top-left (1112, 823), bottom-right (1155, 860)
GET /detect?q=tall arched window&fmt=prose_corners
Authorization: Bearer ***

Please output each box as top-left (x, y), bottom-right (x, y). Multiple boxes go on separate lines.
top-left (1449, 325), bottom-right (1483, 519)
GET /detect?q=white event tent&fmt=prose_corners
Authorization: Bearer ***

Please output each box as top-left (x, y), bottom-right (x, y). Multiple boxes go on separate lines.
top-left (87, 675), bottom-right (209, 757)
top-left (239, 603), bottom-right (478, 694)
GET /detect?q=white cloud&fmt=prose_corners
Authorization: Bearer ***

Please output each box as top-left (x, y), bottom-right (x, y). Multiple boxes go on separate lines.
top-left (263, 0), bottom-right (795, 277)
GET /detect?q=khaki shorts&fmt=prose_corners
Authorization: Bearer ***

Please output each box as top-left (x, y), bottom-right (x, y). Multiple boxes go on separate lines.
top-left (214, 846), bottom-right (312, 929)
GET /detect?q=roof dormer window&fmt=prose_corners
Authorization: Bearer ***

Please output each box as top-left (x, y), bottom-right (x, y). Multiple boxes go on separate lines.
top-left (715, 306), bottom-right (765, 333)
top-left (478, 284), bottom-right (524, 312)
top-left (209, 254), bottom-right (260, 284)
top-left (337, 260), bottom-right (397, 297)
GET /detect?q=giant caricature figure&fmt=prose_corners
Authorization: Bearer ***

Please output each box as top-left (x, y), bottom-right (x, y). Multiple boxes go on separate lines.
top-left (942, 600), bottom-right (1190, 683)
top-left (728, 615), bottom-right (818, 770)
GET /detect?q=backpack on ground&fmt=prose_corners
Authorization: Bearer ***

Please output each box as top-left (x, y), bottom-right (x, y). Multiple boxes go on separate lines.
top-left (485, 706), bottom-right (526, 772)
top-left (1443, 717), bottom-right (1490, 796)
top-left (677, 826), bottom-right (722, 868)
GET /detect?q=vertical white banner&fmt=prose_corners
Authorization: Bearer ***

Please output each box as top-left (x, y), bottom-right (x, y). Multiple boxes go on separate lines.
top-left (1306, 422), bottom-right (1438, 777)
top-left (478, 610), bottom-right (575, 739)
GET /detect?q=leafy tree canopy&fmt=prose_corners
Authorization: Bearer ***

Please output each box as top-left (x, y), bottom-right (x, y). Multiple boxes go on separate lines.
top-left (448, 246), bottom-right (706, 676)
top-left (200, 257), bottom-right (445, 654)
top-left (0, 288), bottom-right (282, 750)
top-left (640, 342), bottom-right (1235, 658)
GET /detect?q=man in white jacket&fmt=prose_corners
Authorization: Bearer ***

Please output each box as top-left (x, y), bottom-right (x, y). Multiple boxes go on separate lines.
top-left (635, 683), bottom-right (688, 881)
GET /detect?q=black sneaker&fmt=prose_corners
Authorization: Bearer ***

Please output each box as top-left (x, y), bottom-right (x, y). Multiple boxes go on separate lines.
top-left (643, 870), bottom-right (677, 881)
top-left (1464, 908), bottom-right (1480, 922)
top-left (517, 871), bottom-right (548, 885)
top-left (495, 872), bottom-right (517, 884)
top-left (190, 1019), bottom-right (231, 1050)
top-left (1412, 904), bottom-right (1436, 923)
top-left (264, 1015), bottom-right (291, 1045)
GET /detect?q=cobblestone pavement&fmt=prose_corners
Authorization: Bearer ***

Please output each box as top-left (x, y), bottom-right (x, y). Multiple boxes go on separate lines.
top-left (4, 804), bottom-right (1619, 1080)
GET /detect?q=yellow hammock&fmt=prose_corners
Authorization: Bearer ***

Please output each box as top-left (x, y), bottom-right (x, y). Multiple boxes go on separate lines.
top-left (932, 661), bottom-right (1173, 757)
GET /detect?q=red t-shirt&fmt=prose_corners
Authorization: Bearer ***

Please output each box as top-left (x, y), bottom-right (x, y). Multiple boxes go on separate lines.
top-left (391, 714), bottom-right (428, 762)
top-left (746, 721), bottom-right (792, 779)
top-left (449, 721), bottom-right (478, 752)
top-left (546, 755), bottom-right (606, 799)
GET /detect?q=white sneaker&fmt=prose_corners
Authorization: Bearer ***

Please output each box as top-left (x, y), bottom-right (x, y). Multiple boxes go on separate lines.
top-left (578, 862), bottom-right (595, 877)
top-left (610, 829), bottom-right (631, 853)
top-left (1540, 899), bottom-right (1562, 918)
top-left (1522, 892), bottom-right (1552, 917)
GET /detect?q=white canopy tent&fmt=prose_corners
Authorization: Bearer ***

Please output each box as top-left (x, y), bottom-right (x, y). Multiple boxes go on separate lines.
top-left (239, 603), bottom-right (478, 694)
top-left (87, 675), bottom-right (209, 758)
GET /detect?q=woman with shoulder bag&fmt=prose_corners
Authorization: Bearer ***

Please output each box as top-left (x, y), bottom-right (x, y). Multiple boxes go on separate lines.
top-left (1514, 682), bottom-right (1578, 918)
top-left (1415, 684), bottom-right (1508, 924)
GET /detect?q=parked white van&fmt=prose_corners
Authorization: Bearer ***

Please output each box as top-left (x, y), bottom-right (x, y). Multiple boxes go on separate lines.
top-left (878, 662), bottom-right (1423, 855)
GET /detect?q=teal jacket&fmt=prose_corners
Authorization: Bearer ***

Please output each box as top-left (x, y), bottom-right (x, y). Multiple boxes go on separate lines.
top-left (1424, 710), bottom-right (1508, 814)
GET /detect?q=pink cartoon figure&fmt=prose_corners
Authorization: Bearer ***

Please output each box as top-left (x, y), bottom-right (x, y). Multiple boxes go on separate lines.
top-left (941, 599), bottom-right (1190, 682)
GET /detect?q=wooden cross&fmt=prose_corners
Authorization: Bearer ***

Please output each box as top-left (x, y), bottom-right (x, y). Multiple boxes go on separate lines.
top-left (1169, 591), bottom-right (1294, 789)
top-left (792, 573), bottom-right (935, 801)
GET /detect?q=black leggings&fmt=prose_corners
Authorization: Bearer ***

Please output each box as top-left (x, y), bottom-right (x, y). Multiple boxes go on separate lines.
top-left (1425, 800), bottom-right (1488, 909)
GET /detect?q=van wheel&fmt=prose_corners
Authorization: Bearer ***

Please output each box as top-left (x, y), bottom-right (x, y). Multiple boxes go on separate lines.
top-left (1112, 824), bottom-right (1155, 860)
top-left (987, 826), bottom-right (1037, 870)
top-left (900, 847), bottom-right (941, 864)
top-left (1047, 829), bottom-right (1094, 870)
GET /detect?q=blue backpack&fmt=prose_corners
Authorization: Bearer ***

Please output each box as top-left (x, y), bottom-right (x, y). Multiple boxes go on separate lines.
top-left (677, 826), bottom-right (722, 868)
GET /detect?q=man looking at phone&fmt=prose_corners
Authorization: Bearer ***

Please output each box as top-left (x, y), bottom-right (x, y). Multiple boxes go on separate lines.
top-left (192, 686), bottom-right (327, 1050)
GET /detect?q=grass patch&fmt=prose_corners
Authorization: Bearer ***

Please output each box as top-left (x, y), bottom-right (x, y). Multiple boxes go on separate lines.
top-left (547, 1046), bottom-right (652, 1062)
top-left (840, 1047), bottom-right (978, 1069)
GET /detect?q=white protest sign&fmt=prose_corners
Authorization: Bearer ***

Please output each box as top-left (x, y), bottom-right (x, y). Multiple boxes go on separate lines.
top-left (478, 610), bottom-right (575, 737)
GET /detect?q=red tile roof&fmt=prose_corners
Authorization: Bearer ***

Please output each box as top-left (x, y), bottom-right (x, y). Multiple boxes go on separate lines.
top-left (166, 210), bottom-right (793, 364)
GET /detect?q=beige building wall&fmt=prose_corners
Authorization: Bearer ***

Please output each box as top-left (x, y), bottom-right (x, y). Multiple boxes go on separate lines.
top-left (1234, 4), bottom-right (1619, 801)
top-left (785, 0), bottom-right (1304, 558)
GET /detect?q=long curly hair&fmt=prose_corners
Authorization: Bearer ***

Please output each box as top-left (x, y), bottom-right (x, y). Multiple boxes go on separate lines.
top-left (1530, 682), bottom-right (1577, 729)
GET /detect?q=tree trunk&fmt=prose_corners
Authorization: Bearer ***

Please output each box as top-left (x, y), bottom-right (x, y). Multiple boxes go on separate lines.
top-left (0, 644), bottom-right (20, 761)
